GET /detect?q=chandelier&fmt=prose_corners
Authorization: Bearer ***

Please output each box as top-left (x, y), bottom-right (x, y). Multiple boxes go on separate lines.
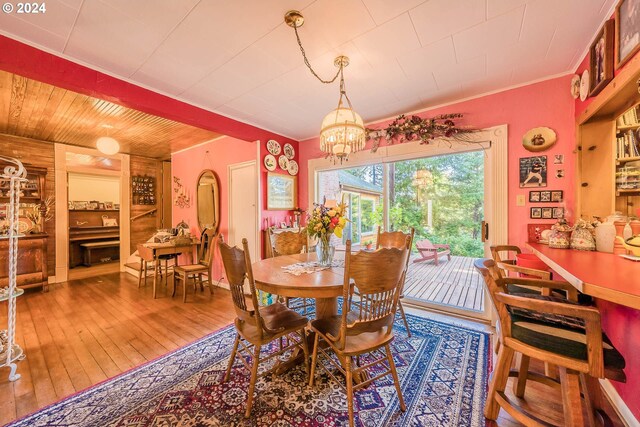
top-left (285, 11), bottom-right (365, 163)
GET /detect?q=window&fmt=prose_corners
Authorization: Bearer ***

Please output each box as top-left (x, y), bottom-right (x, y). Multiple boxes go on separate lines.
top-left (361, 198), bottom-right (375, 234)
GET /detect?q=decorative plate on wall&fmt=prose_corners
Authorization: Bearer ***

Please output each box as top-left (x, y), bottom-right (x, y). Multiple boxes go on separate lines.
top-left (264, 154), bottom-right (277, 171)
top-left (266, 139), bottom-right (281, 155)
top-left (283, 143), bottom-right (295, 159)
top-left (522, 127), bottom-right (557, 152)
top-left (278, 155), bottom-right (290, 170)
top-left (570, 74), bottom-right (581, 99)
top-left (579, 69), bottom-right (590, 101)
top-left (287, 159), bottom-right (299, 176)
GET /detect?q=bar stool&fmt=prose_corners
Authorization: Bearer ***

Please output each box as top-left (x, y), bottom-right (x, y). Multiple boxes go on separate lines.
top-left (475, 259), bottom-right (626, 426)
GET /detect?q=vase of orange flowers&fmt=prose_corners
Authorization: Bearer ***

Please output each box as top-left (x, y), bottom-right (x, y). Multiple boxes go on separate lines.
top-left (306, 200), bottom-right (348, 266)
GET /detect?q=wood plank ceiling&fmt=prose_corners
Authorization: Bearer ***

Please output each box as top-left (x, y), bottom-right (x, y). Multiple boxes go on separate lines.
top-left (0, 70), bottom-right (222, 160)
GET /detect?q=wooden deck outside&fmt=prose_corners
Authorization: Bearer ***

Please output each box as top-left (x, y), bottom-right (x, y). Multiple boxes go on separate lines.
top-left (403, 255), bottom-right (484, 312)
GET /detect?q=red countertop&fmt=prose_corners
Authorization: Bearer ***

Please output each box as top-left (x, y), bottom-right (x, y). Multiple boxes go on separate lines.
top-left (527, 243), bottom-right (640, 310)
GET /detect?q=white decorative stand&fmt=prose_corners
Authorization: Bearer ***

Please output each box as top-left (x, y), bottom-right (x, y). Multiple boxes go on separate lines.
top-left (0, 156), bottom-right (27, 381)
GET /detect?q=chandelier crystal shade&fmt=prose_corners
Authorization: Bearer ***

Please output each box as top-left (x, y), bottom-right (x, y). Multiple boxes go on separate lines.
top-left (96, 136), bottom-right (120, 155)
top-left (285, 10), bottom-right (364, 162)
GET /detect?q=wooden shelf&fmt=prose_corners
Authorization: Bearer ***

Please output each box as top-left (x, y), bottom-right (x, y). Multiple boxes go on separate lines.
top-left (69, 209), bottom-right (120, 212)
top-left (616, 156), bottom-right (640, 165)
top-left (617, 124), bottom-right (640, 131)
top-left (616, 189), bottom-right (640, 195)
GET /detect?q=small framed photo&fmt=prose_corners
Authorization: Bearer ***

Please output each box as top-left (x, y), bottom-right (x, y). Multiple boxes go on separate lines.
top-left (87, 202), bottom-right (99, 210)
top-left (553, 207), bottom-right (565, 219)
top-left (540, 191), bottom-right (552, 202)
top-left (616, 0), bottom-right (640, 69)
top-left (590, 19), bottom-right (614, 95)
top-left (68, 201), bottom-right (75, 210)
top-left (529, 191), bottom-right (541, 202)
top-left (541, 207), bottom-right (553, 219)
top-left (114, 204), bottom-right (120, 210)
top-left (519, 156), bottom-right (547, 188)
top-left (98, 203), bottom-right (106, 210)
top-left (104, 202), bottom-right (114, 210)
top-left (554, 154), bottom-right (564, 165)
top-left (556, 169), bottom-right (565, 178)
top-left (551, 190), bottom-right (564, 202)
top-left (74, 201), bottom-right (88, 210)
top-left (530, 207), bottom-right (542, 219)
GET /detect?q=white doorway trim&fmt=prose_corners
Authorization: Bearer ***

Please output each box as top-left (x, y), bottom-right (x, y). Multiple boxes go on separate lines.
top-left (307, 125), bottom-right (508, 320)
top-left (228, 160), bottom-right (260, 260)
top-left (53, 144), bottom-right (130, 283)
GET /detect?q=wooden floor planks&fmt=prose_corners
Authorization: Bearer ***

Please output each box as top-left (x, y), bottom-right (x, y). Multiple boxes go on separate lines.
top-left (0, 271), bottom-right (625, 426)
top-left (405, 255), bottom-right (484, 312)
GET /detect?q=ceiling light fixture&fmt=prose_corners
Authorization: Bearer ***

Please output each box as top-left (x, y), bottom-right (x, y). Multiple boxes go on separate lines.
top-left (96, 125), bottom-right (120, 155)
top-left (285, 10), bottom-right (365, 163)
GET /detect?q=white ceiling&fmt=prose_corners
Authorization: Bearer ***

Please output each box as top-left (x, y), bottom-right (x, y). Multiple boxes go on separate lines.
top-left (0, 0), bottom-right (614, 140)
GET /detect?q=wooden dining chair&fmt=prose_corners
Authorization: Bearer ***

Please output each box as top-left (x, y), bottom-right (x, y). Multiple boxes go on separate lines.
top-left (136, 244), bottom-right (172, 297)
top-left (376, 226), bottom-right (415, 337)
top-left (173, 229), bottom-right (218, 302)
top-left (475, 259), bottom-right (626, 427)
top-left (308, 238), bottom-right (411, 427)
top-left (268, 228), bottom-right (311, 313)
top-left (218, 238), bottom-right (310, 418)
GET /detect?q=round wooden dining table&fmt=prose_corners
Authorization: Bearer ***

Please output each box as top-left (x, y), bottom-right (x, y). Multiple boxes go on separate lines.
top-left (251, 252), bottom-right (345, 319)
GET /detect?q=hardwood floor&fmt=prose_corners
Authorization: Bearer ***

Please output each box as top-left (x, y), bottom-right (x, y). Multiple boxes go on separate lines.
top-left (0, 273), bottom-right (625, 426)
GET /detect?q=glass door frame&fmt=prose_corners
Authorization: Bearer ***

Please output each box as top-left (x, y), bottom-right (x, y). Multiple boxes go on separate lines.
top-left (308, 125), bottom-right (508, 321)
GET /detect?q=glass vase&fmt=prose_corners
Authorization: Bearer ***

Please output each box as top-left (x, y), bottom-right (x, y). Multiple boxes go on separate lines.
top-left (316, 235), bottom-right (335, 267)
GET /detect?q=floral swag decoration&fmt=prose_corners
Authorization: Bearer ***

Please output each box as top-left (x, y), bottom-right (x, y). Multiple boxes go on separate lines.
top-left (365, 113), bottom-right (478, 152)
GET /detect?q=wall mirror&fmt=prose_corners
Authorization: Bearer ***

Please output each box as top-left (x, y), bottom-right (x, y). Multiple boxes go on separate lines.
top-left (197, 170), bottom-right (220, 233)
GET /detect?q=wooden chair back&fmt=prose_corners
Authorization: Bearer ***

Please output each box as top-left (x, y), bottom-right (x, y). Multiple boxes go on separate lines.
top-left (137, 244), bottom-right (155, 262)
top-left (490, 245), bottom-right (521, 265)
top-left (269, 228), bottom-right (308, 257)
top-left (474, 259), bottom-right (511, 333)
top-left (198, 228), bottom-right (217, 266)
top-left (335, 239), bottom-right (410, 349)
top-left (218, 238), bottom-right (264, 338)
top-left (376, 226), bottom-right (414, 268)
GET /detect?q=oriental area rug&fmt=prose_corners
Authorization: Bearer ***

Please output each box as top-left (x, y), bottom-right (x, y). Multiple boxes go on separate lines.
top-left (8, 313), bottom-right (490, 427)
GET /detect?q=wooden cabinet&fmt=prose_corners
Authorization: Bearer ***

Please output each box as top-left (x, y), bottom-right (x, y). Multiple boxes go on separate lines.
top-left (0, 234), bottom-right (48, 290)
top-left (577, 58), bottom-right (640, 219)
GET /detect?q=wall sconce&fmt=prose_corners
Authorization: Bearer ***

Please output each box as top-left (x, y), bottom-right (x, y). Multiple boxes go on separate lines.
top-left (173, 176), bottom-right (191, 208)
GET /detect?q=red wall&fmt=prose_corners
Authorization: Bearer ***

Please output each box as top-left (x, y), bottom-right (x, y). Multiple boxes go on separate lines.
top-left (299, 75), bottom-right (577, 251)
top-left (171, 136), bottom-right (257, 280)
top-left (574, 22), bottom-right (640, 420)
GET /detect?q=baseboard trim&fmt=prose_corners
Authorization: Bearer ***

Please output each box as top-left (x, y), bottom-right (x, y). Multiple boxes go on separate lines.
top-left (600, 378), bottom-right (640, 427)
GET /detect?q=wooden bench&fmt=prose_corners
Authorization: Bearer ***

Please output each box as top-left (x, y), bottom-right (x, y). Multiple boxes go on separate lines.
top-left (413, 239), bottom-right (451, 265)
top-left (80, 240), bottom-right (120, 266)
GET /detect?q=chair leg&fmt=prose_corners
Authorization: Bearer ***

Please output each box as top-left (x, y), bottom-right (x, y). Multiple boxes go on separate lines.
top-left (386, 344), bottom-right (406, 411)
top-left (224, 333), bottom-right (240, 382)
top-left (579, 373), bottom-right (597, 427)
top-left (397, 300), bottom-right (411, 338)
top-left (143, 261), bottom-right (148, 287)
top-left (183, 274), bottom-right (188, 303)
top-left (138, 259), bottom-right (144, 288)
top-left (513, 354), bottom-right (530, 398)
top-left (485, 345), bottom-right (514, 420)
top-left (345, 355), bottom-right (355, 427)
top-left (245, 345), bottom-right (261, 418)
top-left (559, 367), bottom-right (585, 427)
top-left (308, 333), bottom-right (320, 387)
top-left (300, 330), bottom-right (310, 376)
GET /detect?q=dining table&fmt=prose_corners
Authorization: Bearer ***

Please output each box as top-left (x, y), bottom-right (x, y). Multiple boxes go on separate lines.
top-left (251, 252), bottom-right (346, 320)
top-left (142, 240), bottom-right (199, 298)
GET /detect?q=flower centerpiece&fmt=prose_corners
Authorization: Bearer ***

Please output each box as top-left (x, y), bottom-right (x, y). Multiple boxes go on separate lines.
top-left (306, 200), bottom-right (348, 266)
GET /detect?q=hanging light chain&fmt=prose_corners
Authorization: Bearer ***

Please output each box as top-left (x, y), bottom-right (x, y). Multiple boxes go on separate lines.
top-left (293, 24), bottom-right (341, 84)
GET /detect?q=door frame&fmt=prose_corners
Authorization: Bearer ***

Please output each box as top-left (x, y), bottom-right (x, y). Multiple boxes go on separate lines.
top-left (308, 125), bottom-right (508, 320)
top-left (54, 144), bottom-right (130, 283)
top-left (228, 160), bottom-right (260, 260)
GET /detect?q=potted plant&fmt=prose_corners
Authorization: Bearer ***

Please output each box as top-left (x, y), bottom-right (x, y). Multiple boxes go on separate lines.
top-left (363, 239), bottom-right (374, 250)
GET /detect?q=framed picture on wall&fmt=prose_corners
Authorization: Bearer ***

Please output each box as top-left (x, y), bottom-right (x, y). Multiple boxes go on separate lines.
top-left (530, 207), bottom-right (542, 219)
top-left (616, 0), bottom-right (640, 69)
top-left (551, 191), bottom-right (564, 202)
top-left (267, 173), bottom-right (297, 210)
top-left (553, 207), bottom-right (565, 219)
top-left (529, 191), bottom-right (541, 202)
top-left (540, 191), bottom-right (552, 202)
top-left (519, 156), bottom-right (547, 188)
top-left (541, 207), bottom-right (553, 219)
top-left (589, 19), bottom-right (614, 96)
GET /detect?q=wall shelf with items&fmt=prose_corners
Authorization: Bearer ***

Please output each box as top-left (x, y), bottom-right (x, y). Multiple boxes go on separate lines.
top-left (578, 70), bottom-right (640, 219)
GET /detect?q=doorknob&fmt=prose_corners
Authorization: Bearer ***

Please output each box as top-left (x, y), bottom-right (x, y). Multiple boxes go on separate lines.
top-left (481, 221), bottom-right (489, 242)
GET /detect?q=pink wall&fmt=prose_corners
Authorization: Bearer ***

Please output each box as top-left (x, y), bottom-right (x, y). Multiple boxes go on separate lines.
top-left (299, 75), bottom-right (577, 251)
top-left (573, 21), bottom-right (640, 420)
top-left (171, 136), bottom-right (257, 279)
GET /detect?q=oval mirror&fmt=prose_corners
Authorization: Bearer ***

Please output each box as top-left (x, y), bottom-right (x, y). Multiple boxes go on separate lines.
top-left (196, 170), bottom-right (220, 233)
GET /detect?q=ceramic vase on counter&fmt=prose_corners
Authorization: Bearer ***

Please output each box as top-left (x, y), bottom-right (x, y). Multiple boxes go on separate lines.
top-left (570, 218), bottom-right (595, 251)
top-left (595, 219), bottom-right (616, 253)
top-left (549, 219), bottom-right (572, 249)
